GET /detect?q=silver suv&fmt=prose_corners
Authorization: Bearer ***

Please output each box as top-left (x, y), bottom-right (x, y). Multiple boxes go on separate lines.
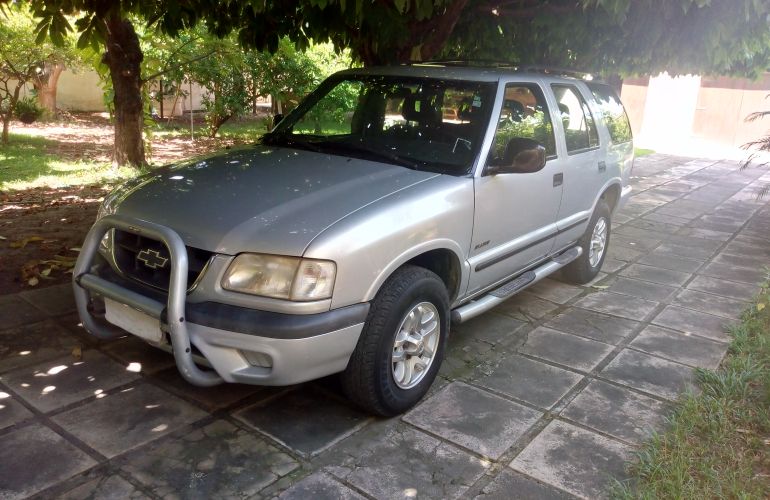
top-left (74, 64), bottom-right (633, 415)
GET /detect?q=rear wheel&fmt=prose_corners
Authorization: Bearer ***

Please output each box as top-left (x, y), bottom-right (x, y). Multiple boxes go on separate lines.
top-left (561, 200), bottom-right (611, 284)
top-left (341, 265), bottom-right (449, 416)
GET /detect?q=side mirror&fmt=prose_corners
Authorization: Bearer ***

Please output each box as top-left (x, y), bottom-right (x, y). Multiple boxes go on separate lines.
top-left (272, 113), bottom-right (284, 129)
top-left (488, 138), bottom-right (546, 174)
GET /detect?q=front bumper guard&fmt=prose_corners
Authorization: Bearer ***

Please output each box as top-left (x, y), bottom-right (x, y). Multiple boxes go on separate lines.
top-left (72, 214), bottom-right (223, 387)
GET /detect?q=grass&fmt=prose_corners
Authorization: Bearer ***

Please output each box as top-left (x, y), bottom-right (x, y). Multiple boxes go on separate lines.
top-left (0, 134), bottom-right (138, 191)
top-left (614, 280), bottom-right (770, 498)
top-left (152, 117), bottom-right (270, 142)
top-left (635, 147), bottom-right (655, 157)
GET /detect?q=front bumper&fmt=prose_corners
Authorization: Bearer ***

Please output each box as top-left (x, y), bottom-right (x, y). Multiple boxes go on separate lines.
top-left (73, 214), bottom-right (367, 386)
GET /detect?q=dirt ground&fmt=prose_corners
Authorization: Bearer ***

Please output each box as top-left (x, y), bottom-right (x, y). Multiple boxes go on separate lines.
top-left (0, 113), bottom-right (256, 295)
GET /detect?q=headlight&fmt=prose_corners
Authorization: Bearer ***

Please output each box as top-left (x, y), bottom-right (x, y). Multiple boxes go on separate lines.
top-left (221, 253), bottom-right (336, 301)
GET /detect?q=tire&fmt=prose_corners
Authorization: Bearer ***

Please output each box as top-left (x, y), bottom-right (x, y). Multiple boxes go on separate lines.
top-left (561, 200), bottom-right (611, 284)
top-left (341, 265), bottom-right (449, 416)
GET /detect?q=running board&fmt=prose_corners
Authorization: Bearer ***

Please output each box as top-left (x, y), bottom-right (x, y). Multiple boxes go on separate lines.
top-left (451, 246), bottom-right (582, 323)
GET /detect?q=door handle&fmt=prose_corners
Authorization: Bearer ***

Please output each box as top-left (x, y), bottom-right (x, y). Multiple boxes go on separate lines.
top-left (598, 161), bottom-right (606, 173)
top-left (553, 173), bottom-right (563, 187)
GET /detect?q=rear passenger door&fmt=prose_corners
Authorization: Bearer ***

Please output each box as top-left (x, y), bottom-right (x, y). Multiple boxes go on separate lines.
top-left (549, 83), bottom-right (604, 250)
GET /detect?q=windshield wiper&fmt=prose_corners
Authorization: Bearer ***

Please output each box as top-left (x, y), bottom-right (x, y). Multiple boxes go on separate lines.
top-left (314, 141), bottom-right (422, 170)
top-left (261, 133), bottom-right (324, 154)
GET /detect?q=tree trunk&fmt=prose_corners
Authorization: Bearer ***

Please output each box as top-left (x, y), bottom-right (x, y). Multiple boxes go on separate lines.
top-left (33, 62), bottom-right (64, 115)
top-left (1, 85), bottom-right (22, 145)
top-left (102, 16), bottom-right (145, 167)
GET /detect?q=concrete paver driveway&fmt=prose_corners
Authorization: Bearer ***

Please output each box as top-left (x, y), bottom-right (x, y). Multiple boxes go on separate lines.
top-left (1, 154), bottom-right (769, 499)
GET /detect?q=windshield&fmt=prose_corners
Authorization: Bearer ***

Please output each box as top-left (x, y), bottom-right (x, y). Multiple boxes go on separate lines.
top-left (265, 74), bottom-right (495, 175)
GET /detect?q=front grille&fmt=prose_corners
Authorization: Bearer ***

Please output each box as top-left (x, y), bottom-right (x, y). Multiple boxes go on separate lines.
top-left (112, 230), bottom-right (213, 291)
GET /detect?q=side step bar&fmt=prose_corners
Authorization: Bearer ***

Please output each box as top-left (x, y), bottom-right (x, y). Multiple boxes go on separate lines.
top-left (451, 246), bottom-right (582, 323)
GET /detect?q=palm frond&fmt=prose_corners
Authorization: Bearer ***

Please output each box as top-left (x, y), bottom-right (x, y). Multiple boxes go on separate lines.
top-left (744, 110), bottom-right (770, 123)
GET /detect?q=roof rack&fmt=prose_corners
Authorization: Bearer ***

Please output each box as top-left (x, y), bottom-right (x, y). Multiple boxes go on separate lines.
top-left (408, 60), bottom-right (595, 80)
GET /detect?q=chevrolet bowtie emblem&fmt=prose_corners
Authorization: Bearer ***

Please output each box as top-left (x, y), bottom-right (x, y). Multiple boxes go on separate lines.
top-left (137, 249), bottom-right (168, 269)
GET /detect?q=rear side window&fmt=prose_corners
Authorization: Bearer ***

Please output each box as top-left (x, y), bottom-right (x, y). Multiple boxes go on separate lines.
top-left (551, 84), bottom-right (599, 153)
top-left (589, 84), bottom-right (632, 144)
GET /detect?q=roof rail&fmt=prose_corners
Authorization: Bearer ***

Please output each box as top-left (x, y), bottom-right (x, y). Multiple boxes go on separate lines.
top-left (409, 59), bottom-right (518, 68)
top-left (407, 60), bottom-right (595, 80)
top-left (518, 65), bottom-right (594, 79)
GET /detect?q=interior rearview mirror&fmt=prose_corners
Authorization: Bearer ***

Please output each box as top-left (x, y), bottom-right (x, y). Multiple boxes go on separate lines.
top-left (488, 138), bottom-right (546, 174)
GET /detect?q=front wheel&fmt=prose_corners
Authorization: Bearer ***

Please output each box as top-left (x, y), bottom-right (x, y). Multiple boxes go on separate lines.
top-left (561, 200), bottom-right (611, 284)
top-left (341, 265), bottom-right (449, 416)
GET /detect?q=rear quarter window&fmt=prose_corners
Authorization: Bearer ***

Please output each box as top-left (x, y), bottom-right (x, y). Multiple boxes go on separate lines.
top-left (589, 84), bottom-right (632, 144)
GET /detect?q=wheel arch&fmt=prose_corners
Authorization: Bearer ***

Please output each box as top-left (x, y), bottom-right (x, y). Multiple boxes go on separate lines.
top-left (364, 241), bottom-right (467, 304)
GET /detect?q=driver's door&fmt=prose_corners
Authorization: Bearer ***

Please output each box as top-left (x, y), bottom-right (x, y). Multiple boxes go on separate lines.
top-left (467, 81), bottom-right (564, 294)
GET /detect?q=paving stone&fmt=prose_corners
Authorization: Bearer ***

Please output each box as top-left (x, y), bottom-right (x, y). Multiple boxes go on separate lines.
top-left (652, 305), bottom-right (731, 342)
top-left (630, 325), bottom-right (727, 369)
top-left (476, 354), bottom-right (583, 409)
top-left (573, 291), bottom-right (658, 321)
top-left (611, 234), bottom-right (661, 251)
top-left (0, 320), bottom-right (83, 373)
top-left (0, 389), bottom-right (34, 430)
top-left (122, 419), bottom-right (298, 498)
top-left (600, 349), bottom-right (696, 400)
top-left (3, 350), bottom-right (140, 413)
top-left (511, 420), bottom-right (631, 499)
top-left (618, 264), bottom-right (691, 287)
top-left (454, 312), bottom-right (527, 346)
top-left (605, 245), bottom-right (643, 263)
top-left (699, 262), bottom-right (764, 285)
top-left (0, 423), bottom-right (97, 499)
top-left (0, 294), bottom-right (45, 330)
top-left (600, 257), bottom-right (626, 273)
top-left (673, 289), bottom-right (747, 320)
top-left (327, 424), bottom-right (489, 499)
top-left (562, 380), bottom-right (669, 444)
top-left (152, 367), bottom-right (263, 411)
top-left (102, 336), bottom-right (175, 375)
top-left (495, 292), bottom-right (560, 322)
top-left (475, 469), bottom-right (574, 500)
top-left (235, 387), bottom-right (370, 456)
top-left (641, 213), bottom-right (690, 226)
top-left (519, 327), bottom-right (614, 372)
top-left (686, 275), bottom-right (760, 302)
top-left (59, 475), bottom-right (150, 500)
top-left (53, 383), bottom-right (207, 458)
top-left (403, 382), bottom-right (542, 459)
top-left (676, 227), bottom-right (733, 242)
top-left (527, 279), bottom-right (584, 304)
top-left (545, 308), bottom-right (640, 345)
top-left (637, 253), bottom-right (703, 273)
top-left (653, 242), bottom-right (714, 261)
top-left (606, 277), bottom-right (678, 302)
top-left (721, 241), bottom-right (770, 259)
top-left (277, 473), bottom-right (366, 500)
top-left (19, 283), bottom-right (77, 317)
top-left (712, 252), bottom-right (768, 270)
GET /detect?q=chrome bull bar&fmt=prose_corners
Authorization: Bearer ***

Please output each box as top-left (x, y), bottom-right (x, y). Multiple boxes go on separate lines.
top-left (72, 214), bottom-right (223, 387)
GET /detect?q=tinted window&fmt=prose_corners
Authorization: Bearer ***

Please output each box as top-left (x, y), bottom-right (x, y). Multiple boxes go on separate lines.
top-left (589, 84), bottom-right (632, 144)
top-left (488, 83), bottom-right (556, 164)
top-left (551, 84), bottom-right (599, 153)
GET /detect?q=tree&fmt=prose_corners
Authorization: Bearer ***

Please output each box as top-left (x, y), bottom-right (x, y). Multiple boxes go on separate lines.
top-left (0, 7), bottom-right (73, 143)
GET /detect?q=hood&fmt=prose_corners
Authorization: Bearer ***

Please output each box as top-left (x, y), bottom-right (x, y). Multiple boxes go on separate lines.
top-left (112, 145), bottom-right (438, 255)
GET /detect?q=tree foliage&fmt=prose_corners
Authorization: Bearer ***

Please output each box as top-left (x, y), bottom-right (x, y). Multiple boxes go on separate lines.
top-left (0, 6), bottom-right (77, 143)
top-left (446, 0), bottom-right (770, 77)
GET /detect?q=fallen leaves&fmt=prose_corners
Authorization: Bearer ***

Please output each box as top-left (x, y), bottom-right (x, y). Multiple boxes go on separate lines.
top-left (9, 236), bottom-right (45, 248)
top-left (20, 253), bottom-right (78, 287)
